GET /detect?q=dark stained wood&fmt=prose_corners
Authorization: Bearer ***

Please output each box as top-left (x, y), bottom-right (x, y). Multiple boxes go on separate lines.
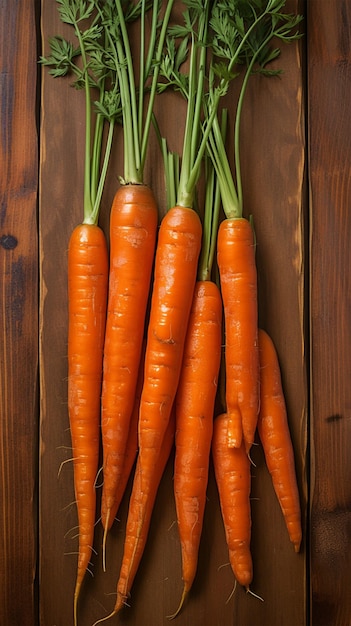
top-left (308, 1), bottom-right (351, 624)
top-left (38, 2), bottom-right (307, 625)
top-left (0, 1), bottom-right (39, 625)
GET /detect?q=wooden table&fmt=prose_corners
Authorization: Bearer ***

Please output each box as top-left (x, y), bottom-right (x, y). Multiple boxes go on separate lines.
top-left (1, 1), bottom-right (350, 624)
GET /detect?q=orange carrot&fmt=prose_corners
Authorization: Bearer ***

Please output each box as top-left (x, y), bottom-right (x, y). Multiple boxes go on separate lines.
top-left (170, 279), bottom-right (222, 617)
top-left (93, 408), bottom-right (176, 624)
top-left (100, 204), bottom-right (200, 617)
top-left (100, 183), bottom-right (158, 538)
top-left (97, 0), bottom-right (175, 546)
top-left (138, 204), bottom-right (202, 471)
top-left (217, 217), bottom-right (259, 453)
top-left (212, 413), bottom-right (253, 589)
top-left (257, 328), bottom-right (302, 553)
top-left (67, 223), bottom-right (108, 621)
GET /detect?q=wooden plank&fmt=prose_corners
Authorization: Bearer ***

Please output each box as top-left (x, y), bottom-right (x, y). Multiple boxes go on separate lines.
top-left (308, 1), bottom-right (351, 624)
top-left (0, 1), bottom-right (39, 625)
top-left (39, 2), bottom-right (306, 624)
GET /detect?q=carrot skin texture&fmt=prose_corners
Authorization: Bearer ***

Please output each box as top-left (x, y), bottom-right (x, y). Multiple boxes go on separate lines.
top-left (212, 413), bottom-right (253, 588)
top-left (257, 328), bottom-right (302, 552)
top-left (138, 205), bottom-right (202, 479)
top-left (114, 408), bottom-right (176, 614)
top-left (67, 223), bottom-right (108, 618)
top-left (100, 184), bottom-right (158, 532)
top-left (101, 342), bottom-right (146, 533)
top-left (173, 280), bottom-right (222, 605)
top-left (217, 217), bottom-right (259, 453)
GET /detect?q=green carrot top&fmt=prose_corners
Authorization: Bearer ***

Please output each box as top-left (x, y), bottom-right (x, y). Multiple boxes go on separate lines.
top-left (40, 0), bottom-right (125, 225)
top-left (157, 0), bottom-right (228, 210)
top-left (207, 0), bottom-right (303, 219)
top-left (94, 0), bottom-right (175, 186)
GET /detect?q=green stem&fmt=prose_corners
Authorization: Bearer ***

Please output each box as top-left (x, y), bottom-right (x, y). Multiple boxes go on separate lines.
top-left (152, 113), bottom-right (178, 210)
top-left (73, 28), bottom-right (93, 223)
top-left (190, 16), bottom-right (208, 166)
top-left (138, 0), bottom-right (147, 146)
top-left (144, 0), bottom-right (159, 79)
top-left (115, 0), bottom-right (141, 180)
top-left (115, 36), bottom-right (140, 183)
top-left (184, 85), bottom-right (223, 201)
top-left (90, 110), bottom-right (104, 208)
top-left (234, 29), bottom-right (275, 212)
top-left (140, 0), bottom-right (175, 175)
top-left (198, 111), bottom-right (226, 281)
top-left (177, 30), bottom-right (197, 207)
top-left (91, 119), bottom-right (115, 224)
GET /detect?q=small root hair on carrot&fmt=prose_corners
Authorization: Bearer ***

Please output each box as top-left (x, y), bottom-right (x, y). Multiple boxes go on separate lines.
top-left (91, 608), bottom-right (117, 626)
top-left (68, 531), bottom-right (80, 541)
top-left (64, 524), bottom-right (79, 539)
top-left (246, 587), bottom-right (264, 602)
top-left (94, 466), bottom-right (104, 488)
top-left (167, 585), bottom-right (188, 620)
top-left (225, 580), bottom-right (237, 604)
top-left (57, 457), bottom-right (77, 478)
top-left (217, 561), bottom-right (231, 572)
top-left (247, 450), bottom-right (256, 467)
top-left (61, 499), bottom-right (77, 512)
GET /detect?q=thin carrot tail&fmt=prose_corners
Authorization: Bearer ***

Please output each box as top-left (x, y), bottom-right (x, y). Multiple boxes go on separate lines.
top-left (167, 583), bottom-right (189, 620)
top-left (102, 508), bottom-right (110, 573)
top-left (73, 580), bottom-right (82, 626)
top-left (91, 607), bottom-right (119, 626)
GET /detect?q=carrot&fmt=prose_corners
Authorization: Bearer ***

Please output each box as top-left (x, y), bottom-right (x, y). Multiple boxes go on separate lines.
top-left (170, 279), bottom-right (222, 617)
top-left (93, 408), bottom-right (176, 624)
top-left (100, 183), bottom-right (158, 536)
top-left (212, 413), bottom-right (253, 589)
top-left (206, 3), bottom-right (302, 453)
top-left (138, 204), bottom-right (202, 462)
top-left (96, 5), bottom-right (219, 619)
top-left (162, 130), bottom-right (223, 617)
top-left (217, 216), bottom-right (259, 453)
top-left (130, 0), bottom-right (218, 587)
top-left (67, 224), bottom-right (108, 617)
top-left (41, 5), bottom-right (122, 623)
top-left (96, 0), bottom-right (175, 544)
top-left (257, 328), bottom-right (302, 553)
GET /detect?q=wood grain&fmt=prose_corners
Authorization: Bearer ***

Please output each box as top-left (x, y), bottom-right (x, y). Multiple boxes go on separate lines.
top-left (308, 1), bottom-right (351, 624)
top-left (0, 1), bottom-right (39, 625)
top-left (9, 0), bottom-right (351, 624)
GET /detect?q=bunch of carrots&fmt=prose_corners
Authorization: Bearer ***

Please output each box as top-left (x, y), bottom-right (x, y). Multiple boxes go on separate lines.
top-left (42, 0), bottom-right (303, 624)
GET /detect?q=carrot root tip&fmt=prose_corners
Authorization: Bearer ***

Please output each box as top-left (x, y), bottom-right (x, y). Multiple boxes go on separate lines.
top-left (246, 586), bottom-right (264, 602)
top-left (102, 509), bottom-right (111, 572)
top-left (294, 541), bottom-right (301, 553)
top-left (91, 608), bottom-right (118, 626)
top-left (167, 585), bottom-right (188, 620)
